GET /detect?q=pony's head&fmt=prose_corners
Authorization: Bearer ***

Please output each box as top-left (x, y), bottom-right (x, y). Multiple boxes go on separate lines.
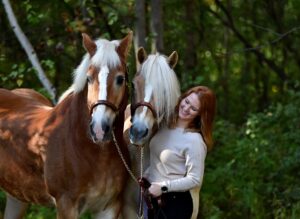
top-left (73, 32), bottom-right (132, 143)
top-left (130, 47), bottom-right (180, 145)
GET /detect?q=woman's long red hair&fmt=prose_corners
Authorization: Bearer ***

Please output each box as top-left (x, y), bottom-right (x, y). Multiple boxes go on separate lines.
top-left (171, 86), bottom-right (216, 150)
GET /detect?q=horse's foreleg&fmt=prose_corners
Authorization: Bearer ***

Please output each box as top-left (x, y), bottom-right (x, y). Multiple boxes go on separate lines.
top-left (4, 194), bottom-right (29, 219)
top-left (94, 200), bottom-right (122, 219)
top-left (120, 204), bottom-right (137, 219)
top-left (121, 180), bottom-right (139, 219)
top-left (56, 196), bottom-right (78, 219)
top-left (191, 187), bottom-right (200, 219)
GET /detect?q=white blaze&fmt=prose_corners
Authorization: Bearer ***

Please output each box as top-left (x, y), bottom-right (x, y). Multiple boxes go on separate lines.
top-left (98, 65), bottom-right (109, 101)
top-left (93, 65), bottom-right (109, 125)
top-left (139, 83), bottom-right (153, 120)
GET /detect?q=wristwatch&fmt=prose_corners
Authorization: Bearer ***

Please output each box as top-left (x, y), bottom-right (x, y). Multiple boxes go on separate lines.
top-left (161, 186), bottom-right (168, 193)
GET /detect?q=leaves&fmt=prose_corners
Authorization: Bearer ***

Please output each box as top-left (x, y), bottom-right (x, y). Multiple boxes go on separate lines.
top-left (201, 90), bottom-right (300, 218)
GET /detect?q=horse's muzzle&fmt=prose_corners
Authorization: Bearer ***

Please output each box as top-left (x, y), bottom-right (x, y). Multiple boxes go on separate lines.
top-left (89, 120), bottom-right (112, 143)
top-left (129, 123), bottom-right (148, 144)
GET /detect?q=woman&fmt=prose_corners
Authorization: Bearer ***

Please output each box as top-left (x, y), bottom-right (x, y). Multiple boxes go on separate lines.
top-left (143, 86), bottom-right (216, 219)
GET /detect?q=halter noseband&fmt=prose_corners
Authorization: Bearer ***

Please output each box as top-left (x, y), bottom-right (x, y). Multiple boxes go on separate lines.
top-left (90, 100), bottom-right (119, 115)
top-left (131, 101), bottom-right (157, 119)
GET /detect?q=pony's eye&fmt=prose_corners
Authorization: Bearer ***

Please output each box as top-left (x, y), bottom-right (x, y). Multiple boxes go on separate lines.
top-left (87, 75), bottom-right (93, 84)
top-left (116, 75), bottom-right (125, 86)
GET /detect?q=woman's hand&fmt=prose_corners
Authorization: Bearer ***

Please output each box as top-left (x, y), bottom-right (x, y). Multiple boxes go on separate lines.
top-left (148, 183), bottom-right (162, 197)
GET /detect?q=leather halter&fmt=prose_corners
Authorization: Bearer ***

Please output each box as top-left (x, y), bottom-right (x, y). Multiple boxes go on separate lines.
top-left (131, 101), bottom-right (157, 119)
top-left (90, 100), bottom-right (119, 115)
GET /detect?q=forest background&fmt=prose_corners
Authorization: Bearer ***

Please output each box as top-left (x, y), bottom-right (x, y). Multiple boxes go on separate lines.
top-left (0, 0), bottom-right (300, 218)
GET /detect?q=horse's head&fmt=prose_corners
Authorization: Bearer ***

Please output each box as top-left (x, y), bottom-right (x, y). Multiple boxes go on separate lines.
top-left (75, 32), bottom-right (132, 143)
top-left (130, 47), bottom-right (180, 145)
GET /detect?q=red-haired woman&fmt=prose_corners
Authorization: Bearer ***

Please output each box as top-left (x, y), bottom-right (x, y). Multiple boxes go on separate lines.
top-left (143, 86), bottom-right (216, 219)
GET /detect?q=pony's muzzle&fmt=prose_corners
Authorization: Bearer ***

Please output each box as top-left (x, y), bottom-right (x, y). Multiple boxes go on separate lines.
top-left (129, 123), bottom-right (148, 144)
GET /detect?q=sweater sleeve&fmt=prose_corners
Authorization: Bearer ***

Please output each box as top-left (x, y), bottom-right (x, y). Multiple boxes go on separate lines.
top-left (158, 136), bottom-right (207, 192)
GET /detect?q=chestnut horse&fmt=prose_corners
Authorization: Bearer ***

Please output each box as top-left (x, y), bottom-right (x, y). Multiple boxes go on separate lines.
top-left (123, 47), bottom-right (200, 219)
top-left (0, 32), bottom-right (132, 218)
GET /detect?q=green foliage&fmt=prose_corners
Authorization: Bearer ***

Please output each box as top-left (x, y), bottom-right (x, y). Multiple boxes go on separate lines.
top-left (0, 192), bottom-right (4, 217)
top-left (0, 64), bottom-right (27, 88)
top-left (201, 90), bottom-right (300, 219)
top-left (22, 0), bottom-right (45, 25)
top-left (0, 194), bottom-right (95, 218)
top-left (25, 205), bottom-right (55, 219)
top-left (25, 205), bottom-right (92, 219)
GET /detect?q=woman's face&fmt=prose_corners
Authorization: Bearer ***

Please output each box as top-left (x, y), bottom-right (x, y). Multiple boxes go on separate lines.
top-left (178, 92), bottom-right (200, 123)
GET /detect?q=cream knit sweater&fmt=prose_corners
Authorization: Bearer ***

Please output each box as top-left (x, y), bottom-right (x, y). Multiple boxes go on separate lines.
top-left (144, 126), bottom-right (207, 192)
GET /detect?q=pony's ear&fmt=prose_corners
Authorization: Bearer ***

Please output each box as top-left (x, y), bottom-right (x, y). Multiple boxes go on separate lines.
top-left (82, 33), bottom-right (96, 57)
top-left (168, 51), bottom-right (178, 69)
top-left (137, 47), bottom-right (147, 64)
top-left (117, 31), bottom-right (133, 59)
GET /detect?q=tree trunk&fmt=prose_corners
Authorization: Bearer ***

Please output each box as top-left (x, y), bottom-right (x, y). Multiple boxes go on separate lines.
top-left (2, 0), bottom-right (56, 102)
top-left (184, 0), bottom-right (198, 80)
top-left (134, 0), bottom-right (146, 68)
top-left (150, 0), bottom-right (164, 53)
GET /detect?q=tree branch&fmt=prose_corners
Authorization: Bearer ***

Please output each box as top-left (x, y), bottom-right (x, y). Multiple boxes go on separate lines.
top-left (2, 0), bottom-right (56, 101)
top-left (209, 0), bottom-right (288, 81)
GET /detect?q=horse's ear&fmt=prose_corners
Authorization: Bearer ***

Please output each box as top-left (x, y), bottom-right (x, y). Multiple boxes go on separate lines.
top-left (168, 51), bottom-right (178, 69)
top-left (137, 47), bottom-right (147, 64)
top-left (82, 33), bottom-right (96, 57)
top-left (117, 31), bottom-right (133, 59)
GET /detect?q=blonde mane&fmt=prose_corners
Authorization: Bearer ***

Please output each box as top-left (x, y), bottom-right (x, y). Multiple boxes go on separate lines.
top-left (141, 53), bottom-right (180, 125)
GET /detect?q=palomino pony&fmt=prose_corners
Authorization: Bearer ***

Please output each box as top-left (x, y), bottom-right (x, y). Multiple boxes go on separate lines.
top-left (0, 32), bottom-right (132, 218)
top-left (123, 47), bottom-right (200, 219)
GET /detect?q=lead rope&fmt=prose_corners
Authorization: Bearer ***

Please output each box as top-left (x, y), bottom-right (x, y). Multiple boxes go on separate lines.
top-left (138, 144), bottom-right (144, 219)
top-left (112, 132), bottom-right (145, 219)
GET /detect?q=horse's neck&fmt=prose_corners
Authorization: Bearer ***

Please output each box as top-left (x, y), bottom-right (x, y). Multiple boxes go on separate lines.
top-left (114, 87), bottom-right (129, 138)
top-left (51, 89), bottom-right (89, 133)
top-left (127, 115), bottom-right (169, 174)
top-left (128, 142), bottom-right (150, 175)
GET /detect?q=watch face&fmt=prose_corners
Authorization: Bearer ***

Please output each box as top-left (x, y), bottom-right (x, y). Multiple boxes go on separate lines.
top-left (161, 186), bottom-right (168, 192)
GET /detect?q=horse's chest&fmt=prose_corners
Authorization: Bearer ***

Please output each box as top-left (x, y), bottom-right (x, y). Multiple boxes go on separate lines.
top-left (78, 153), bottom-right (126, 209)
top-left (81, 176), bottom-right (122, 212)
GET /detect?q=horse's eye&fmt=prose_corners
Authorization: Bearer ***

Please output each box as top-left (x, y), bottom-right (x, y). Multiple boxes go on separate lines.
top-left (116, 75), bottom-right (124, 86)
top-left (87, 75), bottom-right (93, 84)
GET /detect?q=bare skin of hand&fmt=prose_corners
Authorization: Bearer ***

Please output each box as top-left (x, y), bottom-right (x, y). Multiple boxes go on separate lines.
top-left (148, 183), bottom-right (162, 197)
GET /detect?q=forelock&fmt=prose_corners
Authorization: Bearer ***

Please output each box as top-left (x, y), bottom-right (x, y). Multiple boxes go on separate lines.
top-left (92, 39), bottom-right (121, 68)
top-left (71, 38), bottom-right (121, 93)
top-left (140, 53), bottom-right (180, 126)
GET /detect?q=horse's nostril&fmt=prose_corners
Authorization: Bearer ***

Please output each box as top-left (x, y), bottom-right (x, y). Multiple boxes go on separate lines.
top-left (90, 121), bottom-right (95, 135)
top-left (141, 128), bottom-right (148, 138)
top-left (130, 125), bottom-right (136, 136)
top-left (102, 122), bottom-right (110, 133)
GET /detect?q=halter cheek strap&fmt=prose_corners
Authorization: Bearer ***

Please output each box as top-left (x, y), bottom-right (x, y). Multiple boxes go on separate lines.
top-left (131, 101), bottom-right (157, 119)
